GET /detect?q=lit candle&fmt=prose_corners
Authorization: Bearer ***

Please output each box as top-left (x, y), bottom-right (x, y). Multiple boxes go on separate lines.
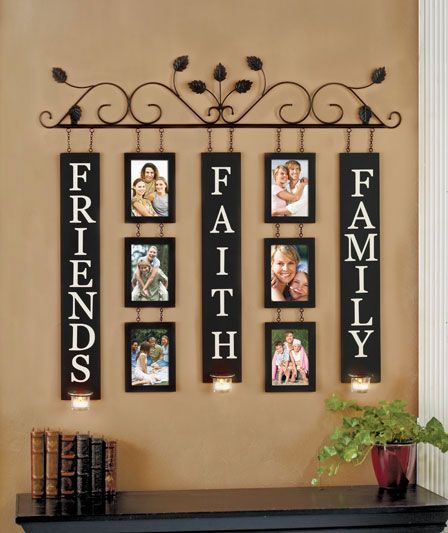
top-left (211, 374), bottom-right (234, 393)
top-left (350, 375), bottom-right (371, 393)
top-left (68, 391), bottom-right (93, 411)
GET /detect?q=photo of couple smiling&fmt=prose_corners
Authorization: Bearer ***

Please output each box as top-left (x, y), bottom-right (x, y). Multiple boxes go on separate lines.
top-left (265, 238), bottom-right (315, 308)
top-left (265, 153), bottom-right (315, 223)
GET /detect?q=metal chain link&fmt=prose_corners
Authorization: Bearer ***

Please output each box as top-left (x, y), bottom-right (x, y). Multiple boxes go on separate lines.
top-left (299, 308), bottom-right (304, 322)
top-left (66, 129), bottom-right (71, 153)
top-left (136, 308), bottom-right (141, 323)
top-left (299, 128), bottom-right (305, 153)
top-left (136, 129), bottom-right (141, 153)
top-left (276, 308), bottom-right (282, 323)
top-left (160, 307), bottom-right (164, 323)
top-left (228, 128), bottom-right (234, 152)
top-left (207, 128), bottom-right (213, 152)
top-left (369, 128), bottom-right (375, 153)
top-left (346, 128), bottom-right (352, 153)
top-left (274, 223), bottom-right (281, 239)
top-left (275, 128), bottom-right (282, 153)
top-left (159, 223), bottom-right (164, 237)
top-left (298, 223), bottom-right (304, 238)
top-left (136, 223), bottom-right (141, 238)
top-left (88, 128), bottom-right (95, 153)
top-left (159, 128), bottom-right (165, 153)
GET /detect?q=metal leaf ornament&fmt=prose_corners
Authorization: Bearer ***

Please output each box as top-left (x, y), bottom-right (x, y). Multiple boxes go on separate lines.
top-left (69, 105), bottom-right (82, 125)
top-left (247, 56), bottom-right (263, 71)
top-left (214, 63), bottom-right (227, 82)
top-left (173, 55), bottom-right (189, 72)
top-left (188, 80), bottom-right (207, 94)
top-left (372, 67), bottom-right (386, 84)
top-left (235, 80), bottom-right (253, 94)
top-left (52, 67), bottom-right (67, 83)
top-left (359, 105), bottom-right (372, 125)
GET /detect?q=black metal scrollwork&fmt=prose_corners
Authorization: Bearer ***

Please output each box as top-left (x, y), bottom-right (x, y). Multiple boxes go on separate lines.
top-left (39, 59), bottom-right (401, 129)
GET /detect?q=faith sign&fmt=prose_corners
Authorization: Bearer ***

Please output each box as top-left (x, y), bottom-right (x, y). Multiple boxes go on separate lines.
top-left (201, 153), bottom-right (241, 382)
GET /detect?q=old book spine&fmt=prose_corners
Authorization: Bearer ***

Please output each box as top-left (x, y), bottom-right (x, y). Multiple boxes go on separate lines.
top-left (60, 434), bottom-right (76, 498)
top-left (45, 431), bottom-right (60, 498)
top-left (90, 437), bottom-right (105, 496)
top-left (105, 440), bottom-right (117, 497)
top-left (30, 429), bottom-right (45, 499)
top-left (76, 434), bottom-right (90, 497)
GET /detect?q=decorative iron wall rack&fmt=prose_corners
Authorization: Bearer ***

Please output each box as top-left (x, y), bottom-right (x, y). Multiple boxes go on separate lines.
top-left (39, 56), bottom-right (402, 130)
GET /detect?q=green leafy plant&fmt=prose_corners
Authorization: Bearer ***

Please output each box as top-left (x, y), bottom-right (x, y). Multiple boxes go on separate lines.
top-left (311, 394), bottom-right (448, 486)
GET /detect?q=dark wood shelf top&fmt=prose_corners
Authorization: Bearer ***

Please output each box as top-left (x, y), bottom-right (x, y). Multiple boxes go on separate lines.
top-left (16, 485), bottom-right (448, 523)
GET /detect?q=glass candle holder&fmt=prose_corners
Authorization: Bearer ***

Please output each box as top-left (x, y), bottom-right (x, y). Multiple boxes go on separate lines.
top-left (68, 391), bottom-right (93, 411)
top-left (211, 374), bottom-right (235, 393)
top-left (350, 375), bottom-right (371, 393)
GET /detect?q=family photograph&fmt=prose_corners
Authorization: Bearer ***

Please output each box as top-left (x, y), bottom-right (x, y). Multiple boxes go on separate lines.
top-left (125, 154), bottom-right (175, 222)
top-left (126, 323), bottom-right (175, 391)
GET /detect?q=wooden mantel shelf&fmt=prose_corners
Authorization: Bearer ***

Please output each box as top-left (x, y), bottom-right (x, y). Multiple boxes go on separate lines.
top-left (16, 485), bottom-right (448, 532)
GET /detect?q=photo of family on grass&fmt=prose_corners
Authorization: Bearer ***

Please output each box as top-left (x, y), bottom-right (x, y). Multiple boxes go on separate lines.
top-left (125, 238), bottom-right (175, 307)
top-left (265, 153), bottom-right (315, 223)
top-left (124, 153), bottom-right (175, 223)
top-left (125, 323), bottom-right (175, 392)
top-left (265, 323), bottom-right (315, 392)
top-left (264, 238), bottom-right (315, 308)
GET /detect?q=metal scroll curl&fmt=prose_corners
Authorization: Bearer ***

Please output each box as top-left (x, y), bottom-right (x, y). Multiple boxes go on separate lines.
top-left (310, 68), bottom-right (401, 129)
top-left (39, 59), bottom-right (401, 129)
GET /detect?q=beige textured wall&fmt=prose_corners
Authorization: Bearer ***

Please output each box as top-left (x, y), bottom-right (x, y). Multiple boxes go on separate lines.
top-left (0, 0), bottom-right (417, 531)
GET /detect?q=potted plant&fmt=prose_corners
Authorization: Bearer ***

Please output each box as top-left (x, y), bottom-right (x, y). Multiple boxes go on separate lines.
top-left (311, 394), bottom-right (448, 489)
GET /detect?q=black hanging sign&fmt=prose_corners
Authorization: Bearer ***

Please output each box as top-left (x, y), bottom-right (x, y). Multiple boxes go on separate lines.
top-left (340, 153), bottom-right (380, 382)
top-left (202, 153), bottom-right (241, 382)
top-left (60, 153), bottom-right (101, 399)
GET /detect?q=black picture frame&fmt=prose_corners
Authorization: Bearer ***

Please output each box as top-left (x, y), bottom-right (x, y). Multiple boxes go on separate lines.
top-left (124, 153), bottom-right (175, 223)
top-left (264, 238), bottom-right (315, 308)
top-left (125, 322), bottom-right (176, 392)
top-left (265, 152), bottom-right (316, 223)
top-left (265, 322), bottom-right (316, 392)
top-left (125, 237), bottom-right (175, 307)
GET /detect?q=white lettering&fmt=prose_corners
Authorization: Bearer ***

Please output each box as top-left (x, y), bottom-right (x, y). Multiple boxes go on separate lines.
top-left (344, 234), bottom-right (377, 262)
top-left (69, 163), bottom-right (91, 191)
top-left (68, 291), bottom-right (96, 320)
top-left (70, 354), bottom-right (91, 382)
top-left (355, 266), bottom-right (368, 294)
top-left (347, 201), bottom-right (375, 230)
top-left (351, 169), bottom-right (373, 197)
top-left (70, 260), bottom-right (93, 288)
top-left (348, 330), bottom-right (374, 358)
top-left (69, 323), bottom-right (95, 351)
top-left (351, 298), bottom-right (373, 326)
top-left (211, 288), bottom-right (233, 316)
top-left (210, 205), bottom-right (235, 234)
top-left (216, 247), bottom-right (229, 276)
top-left (211, 331), bottom-right (237, 359)
top-left (74, 227), bottom-right (87, 256)
top-left (70, 195), bottom-right (95, 224)
top-left (211, 166), bottom-right (231, 195)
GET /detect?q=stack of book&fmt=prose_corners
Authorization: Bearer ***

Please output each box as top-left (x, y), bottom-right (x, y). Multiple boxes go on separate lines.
top-left (30, 429), bottom-right (117, 499)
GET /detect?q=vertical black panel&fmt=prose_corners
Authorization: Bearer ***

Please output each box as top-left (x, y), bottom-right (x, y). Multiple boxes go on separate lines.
top-left (61, 153), bottom-right (100, 399)
top-left (340, 153), bottom-right (380, 382)
top-left (202, 153), bottom-right (241, 382)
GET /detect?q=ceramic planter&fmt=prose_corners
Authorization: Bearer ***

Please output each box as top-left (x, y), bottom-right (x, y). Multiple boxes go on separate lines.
top-left (371, 443), bottom-right (417, 490)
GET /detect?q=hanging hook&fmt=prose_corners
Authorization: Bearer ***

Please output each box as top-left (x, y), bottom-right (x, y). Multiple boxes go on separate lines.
top-left (275, 128), bottom-right (282, 153)
top-left (66, 128), bottom-right (72, 153)
top-left (88, 128), bottom-right (95, 153)
top-left (136, 128), bottom-right (141, 153)
top-left (207, 128), bottom-right (213, 152)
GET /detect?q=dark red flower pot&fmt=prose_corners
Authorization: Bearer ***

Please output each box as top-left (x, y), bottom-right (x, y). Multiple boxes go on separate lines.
top-left (371, 443), bottom-right (416, 490)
